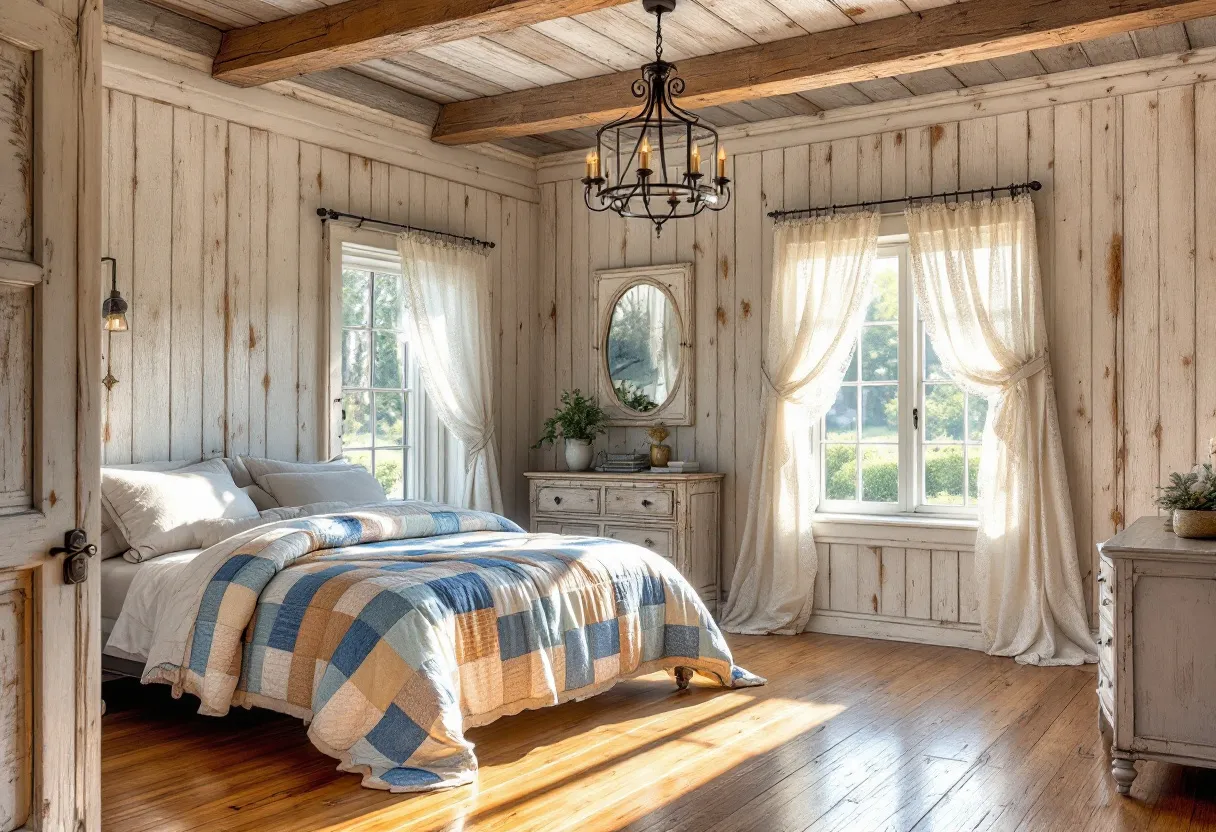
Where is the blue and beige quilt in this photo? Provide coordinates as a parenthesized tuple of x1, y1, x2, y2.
(143, 502, 763, 791)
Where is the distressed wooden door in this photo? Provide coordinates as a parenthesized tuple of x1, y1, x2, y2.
(0, 0, 102, 829)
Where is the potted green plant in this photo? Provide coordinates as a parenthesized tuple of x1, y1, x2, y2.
(1155, 463, 1216, 538)
(534, 389, 608, 472)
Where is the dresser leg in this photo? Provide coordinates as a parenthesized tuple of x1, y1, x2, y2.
(1111, 757, 1137, 795)
(674, 666, 694, 690)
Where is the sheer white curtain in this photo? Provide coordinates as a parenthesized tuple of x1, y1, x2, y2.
(721, 212, 879, 635)
(396, 231, 503, 513)
(906, 196, 1095, 666)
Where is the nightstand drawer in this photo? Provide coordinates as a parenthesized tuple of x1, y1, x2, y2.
(605, 487, 674, 518)
(604, 525, 673, 559)
(536, 485, 600, 515)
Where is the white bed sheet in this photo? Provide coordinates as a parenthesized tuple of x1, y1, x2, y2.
(103, 548, 203, 661)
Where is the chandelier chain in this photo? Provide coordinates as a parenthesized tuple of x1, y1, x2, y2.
(655, 11, 663, 63)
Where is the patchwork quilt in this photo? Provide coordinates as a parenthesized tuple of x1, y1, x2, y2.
(143, 502, 763, 791)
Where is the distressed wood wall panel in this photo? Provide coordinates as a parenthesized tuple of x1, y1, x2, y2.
(540, 83, 1216, 629)
(0, 287, 33, 513)
(102, 90, 538, 524)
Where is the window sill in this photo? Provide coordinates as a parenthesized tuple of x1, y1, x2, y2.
(812, 512, 978, 549)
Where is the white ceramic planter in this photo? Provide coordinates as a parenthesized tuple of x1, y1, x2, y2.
(564, 439, 594, 472)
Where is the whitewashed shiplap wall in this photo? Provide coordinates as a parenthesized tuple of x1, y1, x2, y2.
(539, 81, 1216, 632)
(101, 89, 539, 523)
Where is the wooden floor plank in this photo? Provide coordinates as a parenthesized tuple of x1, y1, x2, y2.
(100, 635, 1215, 832)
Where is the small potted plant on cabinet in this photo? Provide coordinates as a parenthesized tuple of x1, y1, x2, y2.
(534, 389, 608, 472)
(1155, 463, 1216, 538)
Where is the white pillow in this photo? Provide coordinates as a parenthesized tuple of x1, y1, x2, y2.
(239, 456, 362, 483)
(101, 458, 259, 563)
(256, 470, 385, 507)
(241, 484, 279, 510)
(100, 460, 197, 559)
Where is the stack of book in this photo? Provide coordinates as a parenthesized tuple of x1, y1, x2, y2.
(595, 452, 650, 473)
(650, 461, 701, 474)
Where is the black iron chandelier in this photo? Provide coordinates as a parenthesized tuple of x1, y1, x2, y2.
(582, 0, 730, 237)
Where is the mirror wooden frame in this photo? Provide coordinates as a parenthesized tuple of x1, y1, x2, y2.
(592, 262, 695, 426)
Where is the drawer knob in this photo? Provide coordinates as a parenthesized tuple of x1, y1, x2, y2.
(641, 499, 653, 507)
(1102, 598, 1111, 607)
(1097, 575, 1106, 584)
(553, 496, 562, 505)
(644, 538, 655, 547)
(1103, 637, 1112, 647)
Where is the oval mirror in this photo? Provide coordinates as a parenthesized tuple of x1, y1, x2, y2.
(605, 282, 681, 413)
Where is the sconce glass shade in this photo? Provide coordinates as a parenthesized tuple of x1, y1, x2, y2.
(102, 291, 128, 332)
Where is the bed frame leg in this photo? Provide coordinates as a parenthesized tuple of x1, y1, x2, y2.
(675, 666, 694, 690)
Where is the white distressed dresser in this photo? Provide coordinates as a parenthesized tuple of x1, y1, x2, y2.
(1097, 516, 1216, 794)
(524, 472, 723, 614)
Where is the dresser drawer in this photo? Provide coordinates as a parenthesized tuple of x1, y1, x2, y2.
(604, 525, 673, 559)
(1098, 555, 1114, 608)
(536, 485, 600, 515)
(604, 487, 674, 518)
(1098, 664, 1115, 716)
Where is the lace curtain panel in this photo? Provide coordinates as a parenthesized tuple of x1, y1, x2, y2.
(906, 196, 1095, 666)
(396, 231, 503, 513)
(720, 212, 880, 635)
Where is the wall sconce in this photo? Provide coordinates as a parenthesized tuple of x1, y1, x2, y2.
(101, 256, 128, 332)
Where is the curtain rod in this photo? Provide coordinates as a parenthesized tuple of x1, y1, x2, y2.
(767, 180, 1042, 221)
(316, 208, 496, 249)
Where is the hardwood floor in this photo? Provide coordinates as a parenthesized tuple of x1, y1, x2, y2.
(101, 634, 1216, 831)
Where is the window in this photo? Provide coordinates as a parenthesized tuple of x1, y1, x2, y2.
(337, 242, 422, 499)
(820, 241, 987, 516)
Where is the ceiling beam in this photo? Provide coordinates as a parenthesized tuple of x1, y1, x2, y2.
(431, 0, 1216, 144)
(213, 0, 636, 87)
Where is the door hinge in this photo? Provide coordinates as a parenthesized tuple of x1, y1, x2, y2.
(51, 528, 97, 585)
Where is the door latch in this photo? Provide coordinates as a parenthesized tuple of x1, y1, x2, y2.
(912, 407, 919, 430)
(52, 529, 97, 585)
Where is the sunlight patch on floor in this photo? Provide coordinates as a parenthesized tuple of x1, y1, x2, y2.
(314, 680, 846, 832)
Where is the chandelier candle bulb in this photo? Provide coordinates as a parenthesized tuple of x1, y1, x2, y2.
(690, 143, 701, 173)
(717, 146, 726, 180)
(586, 151, 600, 180)
(640, 136, 651, 172)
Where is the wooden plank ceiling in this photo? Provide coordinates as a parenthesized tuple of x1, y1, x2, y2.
(124, 0, 1216, 156)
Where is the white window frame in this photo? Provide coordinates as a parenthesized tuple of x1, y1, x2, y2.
(324, 223, 429, 500)
(817, 226, 981, 520)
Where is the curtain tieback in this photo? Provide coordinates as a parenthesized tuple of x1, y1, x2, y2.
(468, 425, 496, 457)
(1001, 353, 1048, 392)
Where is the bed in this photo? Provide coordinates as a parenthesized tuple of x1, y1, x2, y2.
(101, 468, 761, 793)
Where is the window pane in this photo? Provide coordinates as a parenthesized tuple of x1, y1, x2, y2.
(824, 444, 857, 501)
(342, 269, 370, 327)
(843, 347, 858, 382)
(374, 391, 405, 446)
(862, 385, 898, 440)
(967, 394, 988, 441)
(861, 445, 898, 503)
(342, 329, 371, 387)
(924, 445, 964, 505)
(342, 391, 371, 447)
(373, 272, 403, 329)
(825, 386, 858, 441)
(374, 448, 405, 499)
(924, 383, 964, 441)
(924, 335, 948, 381)
(372, 331, 404, 389)
(968, 446, 981, 503)
(860, 324, 898, 381)
(866, 257, 899, 322)
(343, 448, 372, 473)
